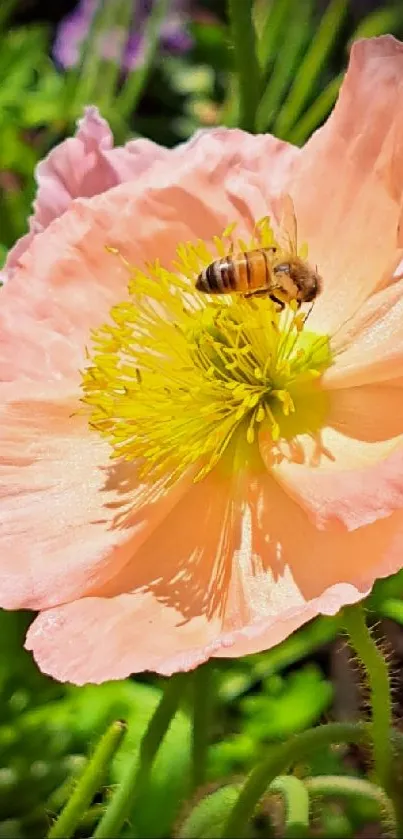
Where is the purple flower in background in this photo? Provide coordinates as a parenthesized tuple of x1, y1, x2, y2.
(53, 0, 192, 71)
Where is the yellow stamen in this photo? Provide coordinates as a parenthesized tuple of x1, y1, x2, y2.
(81, 220, 332, 484)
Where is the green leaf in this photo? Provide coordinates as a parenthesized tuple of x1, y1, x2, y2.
(218, 616, 339, 703)
(350, 5, 403, 41)
(227, 0, 261, 132)
(0, 26, 51, 110)
(0, 244, 8, 269)
(376, 597, 403, 625)
(256, 0, 294, 72)
(274, 0, 348, 138)
(286, 73, 342, 145)
(370, 568, 403, 609)
(256, 0, 314, 133)
(21, 71, 66, 128)
(241, 664, 333, 741)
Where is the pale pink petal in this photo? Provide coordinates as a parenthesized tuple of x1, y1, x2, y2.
(2, 107, 169, 280)
(291, 36, 403, 335)
(325, 278, 403, 388)
(25, 464, 242, 682)
(176, 127, 299, 192)
(3, 119, 297, 285)
(214, 584, 364, 660)
(262, 385, 403, 531)
(0, 398, 195, 611)
(26, 462, 403, 682)
(24, 583, 361, 683)
(26, 594, 222, 684)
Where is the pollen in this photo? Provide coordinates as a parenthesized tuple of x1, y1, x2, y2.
(81, 219, 332, 484)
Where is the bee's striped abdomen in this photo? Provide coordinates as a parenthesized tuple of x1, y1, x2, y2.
(196, 257, 237, 294)
(196, 248, 272, 295)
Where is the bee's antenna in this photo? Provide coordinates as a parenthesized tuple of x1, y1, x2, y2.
(303, 301, 315, 327)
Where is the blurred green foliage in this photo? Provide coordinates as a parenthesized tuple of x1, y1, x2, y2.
(2, 1, 403, 836)
(1, 565, 403, 836)
(1, 0, 403, 248)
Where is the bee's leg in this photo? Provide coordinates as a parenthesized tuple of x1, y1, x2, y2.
(243, 289, 270, 299)
(269, 294, 285, 311)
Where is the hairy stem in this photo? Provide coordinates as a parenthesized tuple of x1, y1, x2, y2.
(94, 674, 185, 837)
(48, 721, 126, 839)
(270, 776, 310, 837)
(192, 663, 214, 790)
(306, 775, 396, 837)
(221, 721, 403, 838)
(342, 604, 393, 795)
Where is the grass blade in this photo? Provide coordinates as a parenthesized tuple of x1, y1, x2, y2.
(257, 0, 313, 133)
(256, 0, 294, 72)
(116, 0, 170, 118)
(227, 0, 260, 132)
(286, 73, 342, 145)
(274, 0, 348, 138)
(350, 5, 403, 41)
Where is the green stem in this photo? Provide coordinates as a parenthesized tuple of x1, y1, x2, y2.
(342, 604, 393, 795)
(221, 722, 403, 839)
(117, 0, 169, 117)
(68, 0, 111, 112)
(45, 757, 87, 814)
(96, 0, 134, 110)
(192, 664, 214, 790)
(305, 776, 397, 837)
(93, 674, 185, 838)
(227, 0, 260, 132)
(47, 720, 126, 839)
(270, 776, 310, 838)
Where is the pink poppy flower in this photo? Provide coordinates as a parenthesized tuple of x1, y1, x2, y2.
(2, 36, 403, 685)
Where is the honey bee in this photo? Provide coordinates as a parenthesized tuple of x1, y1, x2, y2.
(196, 204, 321, 309)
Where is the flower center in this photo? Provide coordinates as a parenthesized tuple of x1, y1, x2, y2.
(81, 218, 332, 484)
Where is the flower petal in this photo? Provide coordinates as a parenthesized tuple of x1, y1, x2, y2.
(25, 459, 403, 682)
(292, 36, 403, 335)
(25, 464, 239, 683)
(177, 127, 298, 190)
(2, 107, 169, 281)
(0, 398, 195, 611)
(263, 385, 403, 531)
(214, 584, 364, 660)
(26, 594, 222, 684)
(325, 279, 403, 388)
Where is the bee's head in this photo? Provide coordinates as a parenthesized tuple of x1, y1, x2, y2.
(298, 267, 322, 302)
(300, 269, 322, 303)
(274, 260, 322, 303)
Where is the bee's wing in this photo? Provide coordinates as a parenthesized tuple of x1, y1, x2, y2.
(277, 195, 298, 255)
